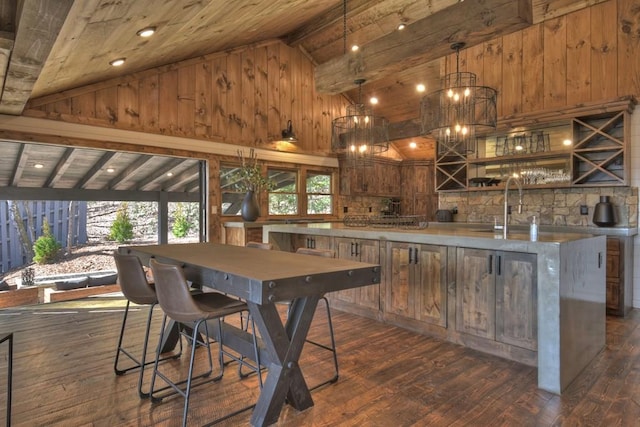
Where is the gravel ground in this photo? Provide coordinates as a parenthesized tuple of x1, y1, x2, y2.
(3, 242, 119, 286)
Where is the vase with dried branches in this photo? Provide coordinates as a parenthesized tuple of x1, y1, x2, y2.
(235, 149, 275, 221)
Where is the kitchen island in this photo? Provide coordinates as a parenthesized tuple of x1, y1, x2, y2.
(263, 222, 607, 395)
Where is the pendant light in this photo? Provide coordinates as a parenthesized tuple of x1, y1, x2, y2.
(420, 42, 497, 156)
(330, 0, 389, 167)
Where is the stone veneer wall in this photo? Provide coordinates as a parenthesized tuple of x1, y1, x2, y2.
(337, 195, 390, 218)
(438, 186, 638, 228)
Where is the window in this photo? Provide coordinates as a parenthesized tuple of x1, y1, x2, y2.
(268, 169, 298, 215)
(220, 164, 244, 216)
(306, 172, 332, 215)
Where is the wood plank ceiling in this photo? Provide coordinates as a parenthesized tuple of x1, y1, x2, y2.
(0, 0, 607, 194)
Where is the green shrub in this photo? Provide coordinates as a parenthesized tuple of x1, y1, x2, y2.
(172, 203, 192, 238)
(33, 219, 61, 264)
(109, 203, 134, 243)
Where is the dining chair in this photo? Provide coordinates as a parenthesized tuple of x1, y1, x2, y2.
(113, 252, 181, 398)
(245, 241, 273, 250)
(148, 258, 262, 427)
(294, 247, 340, 389)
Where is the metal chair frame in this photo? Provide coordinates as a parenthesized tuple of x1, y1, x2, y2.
(148, 259, 262, 427)
(293, 247, 340, 389)
(113, 253, 181, 398)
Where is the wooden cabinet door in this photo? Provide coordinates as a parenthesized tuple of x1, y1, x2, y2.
(495, 252, 537, 350)
(605, 237, 623, 315)
(356, 238, 380, 310)
(385, 241, 415, 318)
(334, 237, 358, 304)
(455, 247, 496, 339)
(291, 234, 332, 251)
(415, 244, 447, 327)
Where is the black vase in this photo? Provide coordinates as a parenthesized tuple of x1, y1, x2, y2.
(241, 190, 260, 222)
(593, 195, 615, 227)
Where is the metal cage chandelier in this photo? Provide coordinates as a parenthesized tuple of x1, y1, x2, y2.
(421, 42, 497, 155)
(331, 78, 389, 167)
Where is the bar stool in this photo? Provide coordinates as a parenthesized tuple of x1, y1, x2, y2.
(295, 247, 340, 389)
(113, 252, 180, 398)
(148, 258, 261, 427)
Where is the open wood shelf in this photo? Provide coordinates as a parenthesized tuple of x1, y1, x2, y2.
(434, 98, 635, 192)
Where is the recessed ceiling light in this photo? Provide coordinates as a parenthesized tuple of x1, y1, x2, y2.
(136, 26, 156, 37)
(409, 141, 417, 149)
(397, 23, 406, 31)
(109, 58, 126, 67)
(34, 163, 44, 169)
(166, 172, 173, 177)
(106, 167, 115, 173)
(563, 139, 572, 146)
(416, 83, 426, 92)
(351, 45, 359, 52)
(370, 97, 378, 105)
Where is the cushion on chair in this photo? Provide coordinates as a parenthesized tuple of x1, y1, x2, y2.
(0, 280, 10, 291)
(55, 276, 89, 291)
(88, 273, 118, 287)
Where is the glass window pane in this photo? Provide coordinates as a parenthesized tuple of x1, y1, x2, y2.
(306, 173, 331, 194)
(268, 169, 297, 193)
(307, 195, 332, 214)
(269, 193, 298, 215)
(220, 165, 244, 192)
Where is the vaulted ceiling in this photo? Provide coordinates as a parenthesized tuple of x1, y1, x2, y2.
(0, 0, 606, 174)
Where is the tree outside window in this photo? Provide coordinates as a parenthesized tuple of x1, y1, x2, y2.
(306, 173, 332, 215)
(268, 169, 298, 215)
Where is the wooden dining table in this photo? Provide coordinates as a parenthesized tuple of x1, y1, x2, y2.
(119, 242, 380, 426)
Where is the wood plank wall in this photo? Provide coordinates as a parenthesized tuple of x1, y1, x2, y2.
(446, 0, 640, 119)
(24, 40, 349, 155)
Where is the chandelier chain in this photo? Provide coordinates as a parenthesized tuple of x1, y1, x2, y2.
(342, 0, 347, 55)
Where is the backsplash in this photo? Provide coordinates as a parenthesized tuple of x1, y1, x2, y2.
(439, 186, 638, 228)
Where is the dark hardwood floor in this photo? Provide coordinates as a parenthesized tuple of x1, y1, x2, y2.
(0, 294, 639, 426)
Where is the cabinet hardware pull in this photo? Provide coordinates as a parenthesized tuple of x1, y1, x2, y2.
(355, 242, 360, 257)
(311, 238, 316, 249)
(414, 247, 418, 265)
(497, 255, 502, 276)
(598, 252, 602, 268)
(488, 254, 493, 274)
(409, 247, 413, 264)
(351, 242, 355, 256)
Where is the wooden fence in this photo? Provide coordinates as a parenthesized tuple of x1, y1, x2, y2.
(0, 201, 87, 273)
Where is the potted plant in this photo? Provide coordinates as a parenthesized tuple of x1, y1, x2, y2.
(235, 149, 275, 221)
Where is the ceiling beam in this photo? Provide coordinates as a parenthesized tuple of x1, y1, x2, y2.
(10, 143, 29, 186)
(45, 147, 76, 188)
(108, 154, 155, 190)
(163, 169, 200, 192)
(0, 186, 199, 203)
(75, 151, 118, 190)
(0, 0, 73, 114)
(137, 158, 186, 191)
(315, 0, 533, 94)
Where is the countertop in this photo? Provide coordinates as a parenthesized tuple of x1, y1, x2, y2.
(263, 221, 611, 253)
(228, 219, 637, 237)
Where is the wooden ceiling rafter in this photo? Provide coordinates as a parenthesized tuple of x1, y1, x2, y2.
(315, 0, 533, 94)
(137, 158, 186, 191)
(0, 0, 73, 114)
(44, 147, 77, 188)
(108, 154, 156, 190)
(75, 151, 119, 190)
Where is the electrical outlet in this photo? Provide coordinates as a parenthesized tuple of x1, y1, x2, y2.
(452, 206, 458, 214)
(343, 206, 348, 213)
(507, 205, 512, 215)
(368, 206, 372, 213)
(580, 205, 588, 215)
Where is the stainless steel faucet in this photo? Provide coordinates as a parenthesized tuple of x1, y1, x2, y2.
(503, 176, 523, 238)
